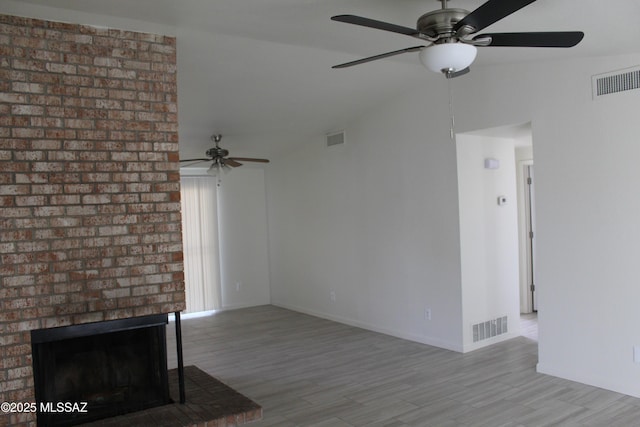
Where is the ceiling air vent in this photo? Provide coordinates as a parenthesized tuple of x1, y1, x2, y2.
(326, 131, 345, 147)
(592, 66, 640, 99)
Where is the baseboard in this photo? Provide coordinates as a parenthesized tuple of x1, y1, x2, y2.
(272, 302, 463, 352)
(536, 362, 640, 399)
(461, 331, 520, 353)
(168, 303, 268, 322)
(220, 302, 269, 311)
(169, 310, 217, 321)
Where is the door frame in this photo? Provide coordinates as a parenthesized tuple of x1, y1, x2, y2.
(517, 160, 535, 313)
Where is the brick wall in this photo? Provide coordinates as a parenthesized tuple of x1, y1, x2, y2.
(0, 14, 185, 425)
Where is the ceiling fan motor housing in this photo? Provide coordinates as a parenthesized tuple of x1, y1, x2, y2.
(416, 8, 469, 41)
(205, 147, 229, 158)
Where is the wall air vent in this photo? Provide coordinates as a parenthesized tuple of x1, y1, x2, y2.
(592, 66, 640, 99)
(326, 131, 345, 147)
(472, 316, 508, 343)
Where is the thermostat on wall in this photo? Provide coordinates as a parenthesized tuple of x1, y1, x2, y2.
(484, 158, 500, 169)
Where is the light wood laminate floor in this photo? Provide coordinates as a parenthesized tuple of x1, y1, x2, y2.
(166, 306, 640, 426)
(520, 313, 538, 341)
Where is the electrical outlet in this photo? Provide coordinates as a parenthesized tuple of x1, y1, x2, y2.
(424, 308, 432, 321)
(330, 290, 336, 302)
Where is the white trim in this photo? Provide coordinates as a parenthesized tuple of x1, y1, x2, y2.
(273, 302, 463, 353)
(462, 332, 520, 353)
(517, 159, 534, 313)
(168, 310, 217, 321)
(537, 363, 640, 399)
(179, 167, 210, 176)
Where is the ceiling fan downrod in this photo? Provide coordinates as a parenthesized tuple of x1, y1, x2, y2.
(206, 134, 228, 159)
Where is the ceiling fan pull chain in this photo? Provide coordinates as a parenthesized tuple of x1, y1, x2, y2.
(447, 76, 455, 140)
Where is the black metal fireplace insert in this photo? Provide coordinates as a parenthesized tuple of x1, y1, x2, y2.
(31, 314, 171, 427)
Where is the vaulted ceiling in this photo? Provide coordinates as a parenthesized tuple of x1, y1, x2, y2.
(7, 0, 640, 159)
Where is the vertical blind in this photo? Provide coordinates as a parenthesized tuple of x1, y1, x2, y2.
(180, 176, 221, 313)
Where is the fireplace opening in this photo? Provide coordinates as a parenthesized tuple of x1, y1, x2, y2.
(31, 314, 171, 427)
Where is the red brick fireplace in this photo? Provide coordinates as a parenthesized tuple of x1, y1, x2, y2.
(0, 14, 185, 426)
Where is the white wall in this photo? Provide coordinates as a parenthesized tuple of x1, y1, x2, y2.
(454, 53, 640, 397)
(267, 78, 466, 351)
(268, 51, 640, 397)
(456, 134, 520, 352)
(535, 86, 640, 397)
(218, 166, 271, 310)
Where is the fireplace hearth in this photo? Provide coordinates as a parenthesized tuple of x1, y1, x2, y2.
(31, 315, 171, 427)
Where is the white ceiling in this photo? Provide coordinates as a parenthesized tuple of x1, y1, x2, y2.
(7, 0, 640, 159)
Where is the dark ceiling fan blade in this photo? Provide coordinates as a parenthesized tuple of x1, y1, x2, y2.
(332, 15, 419, 37)
(474, 31, 584, 47)
(333, 46, 425, 69)
(228, 157, 270, 163)
(453, 0, 538, 35)
(224, 158, 243, 167)
(180, 158, 211, 163)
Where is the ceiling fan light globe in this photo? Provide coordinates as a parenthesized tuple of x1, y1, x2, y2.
(419, 43, 477, 73)
(207, 163, 219, 177)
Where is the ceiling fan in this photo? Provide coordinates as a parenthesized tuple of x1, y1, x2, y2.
(331, 0, 584, 78)
(180, 134, 269, 176)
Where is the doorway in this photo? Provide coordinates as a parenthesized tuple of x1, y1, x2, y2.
(524, 164, 537, 312)
(457, 122, 535, 349)
(517, 157, 536, 314)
